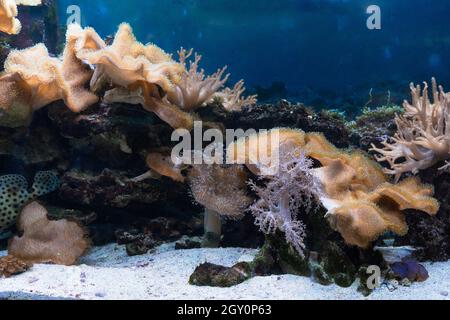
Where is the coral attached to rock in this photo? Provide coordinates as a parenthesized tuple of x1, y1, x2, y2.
(189, 164, 253, 247)
(0, 26, 99, 127)
(229, 128, 439, 249)
(0, 0, 41, 35)
(371, 79, 450, 181)
(248, 149, 321, 257)
(0, 171, 59, 231)
(8, 201, 90, 265)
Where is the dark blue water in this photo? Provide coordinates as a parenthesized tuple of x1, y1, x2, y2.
(57, 0, 450, 100)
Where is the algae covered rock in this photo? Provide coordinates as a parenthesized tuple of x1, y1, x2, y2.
(189, 262, 252, 287)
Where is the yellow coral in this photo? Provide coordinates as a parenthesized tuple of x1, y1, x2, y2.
(74, 23, 196, 129)
(0, 27, 99, 127)
(0, 0, 41, 35)
(226, 128, 306, 175)
(231, 128, 440, 248)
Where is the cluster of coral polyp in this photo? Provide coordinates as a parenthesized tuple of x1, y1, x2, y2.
(371, 78, 450, 181)
(228, 128, 439, 250)
(0, 22, 256, 128)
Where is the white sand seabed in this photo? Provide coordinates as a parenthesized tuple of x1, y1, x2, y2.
(0, 241, 449, 300)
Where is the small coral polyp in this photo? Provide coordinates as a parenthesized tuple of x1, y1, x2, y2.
(371, 78, 450, 181)
(230, 128, 440, 249)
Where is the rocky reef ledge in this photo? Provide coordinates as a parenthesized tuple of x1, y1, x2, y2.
(0, 240, 449, 300)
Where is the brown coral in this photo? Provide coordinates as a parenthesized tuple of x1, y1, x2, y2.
(0, 255, 31, 278)
(0, 0, 41, 35)
(371, 78, 450, 181)
(229, 128, 439, 248)
(8, 201, 90, 266)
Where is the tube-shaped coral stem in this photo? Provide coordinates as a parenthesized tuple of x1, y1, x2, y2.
(202, 209, 222, 248)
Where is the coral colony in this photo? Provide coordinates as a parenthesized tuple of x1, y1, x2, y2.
(0, 4, 448, 297)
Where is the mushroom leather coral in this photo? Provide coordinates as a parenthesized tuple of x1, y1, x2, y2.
(371, 78, 450, 181)
(0, 27, 99, 126)
(75, 23, 195, 130)
(8, 202, 90, 266)
(75, 23, 181, 93)
(228, 128, 439, 248)
(0, 0, 41, 35)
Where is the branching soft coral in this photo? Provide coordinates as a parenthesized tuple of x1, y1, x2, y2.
(214, 80, 257, 112)
(0, 0, 41, 35)
(248, 149, 322, 257)
(229, 128, 440, 249)
(166, 48, 230, 112)
(371, 78, 450, 181)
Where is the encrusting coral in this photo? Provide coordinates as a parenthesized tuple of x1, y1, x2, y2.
(371, 78, 450, 181)
(0, 0, 41, 35)
(0, 171, 59, 231)
(228, 128, 440, 248)
(0, 25, 99, 127)
(8, 201, 90, 265)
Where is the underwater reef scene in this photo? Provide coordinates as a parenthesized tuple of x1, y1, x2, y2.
(0, 0, 450, 301)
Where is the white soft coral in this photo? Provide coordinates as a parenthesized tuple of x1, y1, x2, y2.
(248, 149, 322, 258)
(371, 78, 450, 181)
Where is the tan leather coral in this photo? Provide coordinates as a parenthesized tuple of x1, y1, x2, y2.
(226, 128, 307, 175)
(229, 128, 439, 248)
(0, 72, 32, 127)
(165, 48, 230, 112)
(0, 0, 41, 35)
(0, 26, 99, 126)
(75, 23, 195, 129)
(8, 201, 90, 266)
(75, 23, 181, 93)
(371, 78, 450, 181)
(132, 149, 186, 183)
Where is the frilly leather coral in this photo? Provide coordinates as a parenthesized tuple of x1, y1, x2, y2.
(0, 26, 99, 127)
(74, 23, 195, 130)
(228, 128, 440, 248)
(371, 78, 450, 181)
(0, 0, 41, 35)
(8, 201, 90, 266)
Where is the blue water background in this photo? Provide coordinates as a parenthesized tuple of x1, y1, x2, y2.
(57, 0, 450, 103)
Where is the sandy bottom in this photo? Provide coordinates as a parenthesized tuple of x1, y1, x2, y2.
(0, 241, 449, 300)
